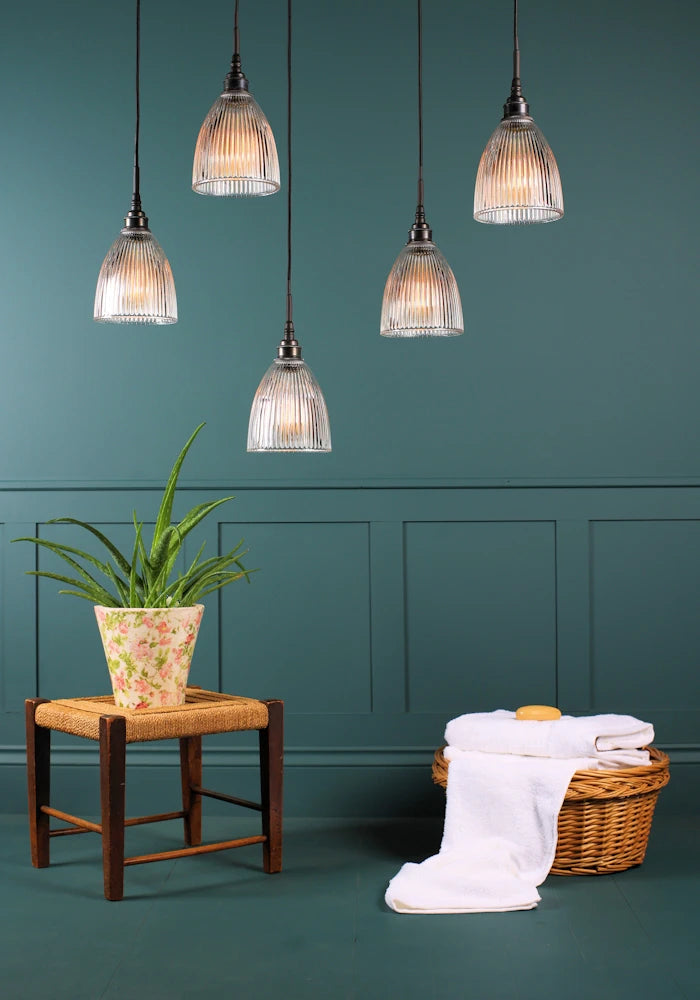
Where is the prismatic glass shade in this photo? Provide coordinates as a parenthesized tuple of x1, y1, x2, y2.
(474, 116, 563, 225)
(94, 228, 177, 324)
(380, 241, 463, 338)
(192, 91, 280, 196)
(247, 358, 331, 452)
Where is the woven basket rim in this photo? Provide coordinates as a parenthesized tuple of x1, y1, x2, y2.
(432, 745, 669, 800)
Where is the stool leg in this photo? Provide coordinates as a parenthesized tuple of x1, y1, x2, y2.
(99, 715, 126, 902)
(259, 699, 283, 874)
(179, 736, 202, 847)
(25, 699, 51, 868)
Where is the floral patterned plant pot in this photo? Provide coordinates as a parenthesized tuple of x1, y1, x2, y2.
(94, 605, 204, 709)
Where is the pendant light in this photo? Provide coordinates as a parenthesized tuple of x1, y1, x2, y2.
(247, 0, 331, 453)
(94, 0, 177, 324)
(380, 0, 463, 339)
(474, 0, 563, 225)
(192, 0, 280, 197)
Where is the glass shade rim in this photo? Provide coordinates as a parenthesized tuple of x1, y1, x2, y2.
(246, 444, 332, 453)
(192, 177, 281, 196)
(473, 206, 564, 224)
(380, 326, 464, 338)
(94, 313, 178, 324)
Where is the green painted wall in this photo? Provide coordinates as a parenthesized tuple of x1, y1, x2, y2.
(1, 0, 698, 815)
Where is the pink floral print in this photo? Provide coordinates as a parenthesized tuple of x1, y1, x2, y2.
(95, 605, 204, 710)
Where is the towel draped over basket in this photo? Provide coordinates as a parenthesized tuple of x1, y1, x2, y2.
(385, 710, 669, 914)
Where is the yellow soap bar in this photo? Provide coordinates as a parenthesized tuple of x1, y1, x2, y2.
(515, 705, 562, 721)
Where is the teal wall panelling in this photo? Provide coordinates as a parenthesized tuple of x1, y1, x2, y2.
(553, 521, 592, 712)
(1, 523, 37, 716)
(219, 520, 373, 713)
(590, 521, 700, 717)
(1, 487, 699, 815)
(368, 521, 408, 714)
(1, 0, 699, 814)
(404, 520, 557, 713)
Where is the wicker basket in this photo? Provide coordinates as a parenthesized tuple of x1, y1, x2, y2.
(432, 746, 670, 876)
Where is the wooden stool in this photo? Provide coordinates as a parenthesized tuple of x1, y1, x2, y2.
(25, 688, 283, 901)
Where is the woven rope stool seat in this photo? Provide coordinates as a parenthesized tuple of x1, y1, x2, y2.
(35, 688, 269, 743)
(26, 687, 283, 900)
(432, 746, 669, 876)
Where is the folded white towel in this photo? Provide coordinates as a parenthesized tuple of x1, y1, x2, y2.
(444, 710, 654, 759)
(385, 751, 585, 914)
(443, 745, 651, 769)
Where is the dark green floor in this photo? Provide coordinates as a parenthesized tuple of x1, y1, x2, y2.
(1, 812, 698, 1000)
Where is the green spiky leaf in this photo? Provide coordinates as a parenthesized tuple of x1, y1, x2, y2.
(27, 571, 118, 607)
(150, 423, 205, 561)
(129, 522, 143, 607)
(21, 541, 120, 606)
(46, 519, 133, 578)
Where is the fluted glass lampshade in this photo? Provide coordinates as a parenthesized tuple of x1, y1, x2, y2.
(380, 241, 463, 338)
(94, 228, 177, 324)
(474, 116, 563, 225)
(192, 91, 280, 197)
(247, 358, 331, 452)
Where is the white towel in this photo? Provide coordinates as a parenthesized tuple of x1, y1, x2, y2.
(385, 710, 655, 915)
(444, 710, 654, 760)
(385, 751, 585, 914)
(443, 745, 650, 769)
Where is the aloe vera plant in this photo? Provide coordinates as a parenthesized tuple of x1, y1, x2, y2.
(12, 423, 254, 608)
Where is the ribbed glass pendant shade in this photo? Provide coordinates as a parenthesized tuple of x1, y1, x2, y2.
(247, 358, 331, 452)
(94, 228, 177, 324)
(192, 91, 280, 197)
(380, 241, 463, 338)
(474, 116, 563, 225)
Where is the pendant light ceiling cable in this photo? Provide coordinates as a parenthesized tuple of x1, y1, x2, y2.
(415, 0, 428, 238)
(192, 0, 280, 196)
(94, 0, 177, 324)
(473, 0, 564, 225)
(132, 0, 142, 223)
(379, 0, 464, 338)
(246, 0, 331, 453)
(285, 0, 294, 345)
